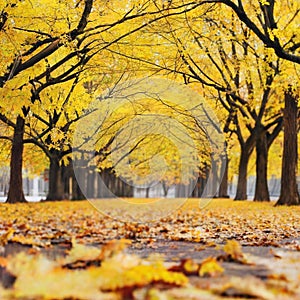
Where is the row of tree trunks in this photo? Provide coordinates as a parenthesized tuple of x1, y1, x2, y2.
(234, 90, 299, 205)
(188, 156, 229, 199)
(6, 131, 134, 202)
(98, 168, 134, 198)
(52, 164, 134, 200)
(235, 127, 284, 202)
(5, 91, 299, 204)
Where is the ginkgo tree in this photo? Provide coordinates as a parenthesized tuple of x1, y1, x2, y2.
(107, 0, 300, 205)
(206, 0, 300, 205)
(209, 0, 300, 64)
(107, 3, 283, 201)
(0, 0, 209, 203)
(25, 70, 137, 200)
(99, 99, 209, 188)
(0, 0, 94, 203)
(174, 16, 284, 202)
(72, 77, 220, 200)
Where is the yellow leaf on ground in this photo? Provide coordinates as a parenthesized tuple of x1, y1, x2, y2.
(223, 240, 244, 260)
(63, 238, 102, 264)
(199, 257, 224, 277)
(0, 229, 14, 246)
(99, 239, 132, 260)
(0, 256, 7, 267)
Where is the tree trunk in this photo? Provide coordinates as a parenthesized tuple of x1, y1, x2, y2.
(46, 155, 64, 200)
(123, 180, 134, 197)
(254, 131, 270, 201)
(145, 187, 150, 198)
(162, 182, 169, 197)
(218, 153, 229, 198)
(72, 175, 86, 200)
(276, 90, 300, 205)
(235, 147, 251, 200)
(211, 159, 219, 197)
(61, 163, 72, 199)
(74, 156, 88, 199)
(97, 171, 106, 198)
(87, 167, 96, 198)
(6, 115, 27, 203)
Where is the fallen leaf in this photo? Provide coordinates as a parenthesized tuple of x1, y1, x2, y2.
(199, 257, 224, 277)
(219, 240, 253, 264)
(0, 229, 14, 247)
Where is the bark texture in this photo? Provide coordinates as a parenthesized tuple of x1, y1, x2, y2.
(234, 146, 253, 200)
(276, 90, 300, 206)
(254, 131, 270, 201)
(218, 153, 229, 198)
(46, 155, 64, 200)
(6, 115, 27, 203)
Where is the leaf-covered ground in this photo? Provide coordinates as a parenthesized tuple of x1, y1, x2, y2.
(0, 198, 299, 299)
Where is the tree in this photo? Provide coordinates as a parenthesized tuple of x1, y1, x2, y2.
(210, 0, 300, 205)
(7, 114, 27, 202)
(124, 2, 299, 204)
(1, 0, 207, 202)
(210, 1, 300, 64)
(0, 0, 94, 202)
(117, 6, 284, 200)
(73, 83, 213, 197)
